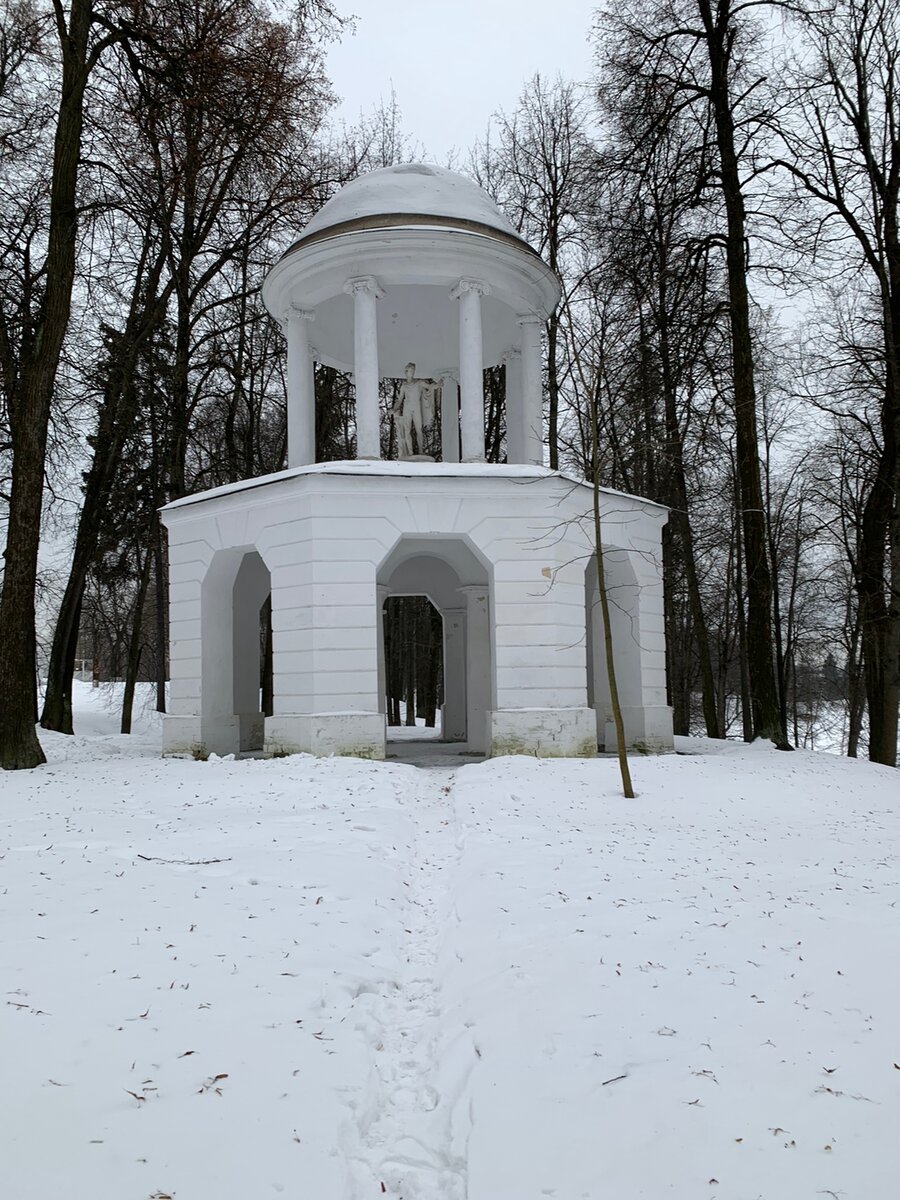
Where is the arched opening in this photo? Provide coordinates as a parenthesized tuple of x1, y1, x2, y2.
(200, 548, 271, 756)
(586, 549, 641, 751)
(377, 536, 492, 754)
(383, 595, 444, 737)
(232, 551, 272, 753)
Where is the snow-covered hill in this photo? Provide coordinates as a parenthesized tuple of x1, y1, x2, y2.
(2, 685, 898, 1199)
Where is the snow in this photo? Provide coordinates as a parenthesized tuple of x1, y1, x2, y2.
(162, 458, 666, 515)
(297, 164, 522, 243)
(3, 684, 899, 1198)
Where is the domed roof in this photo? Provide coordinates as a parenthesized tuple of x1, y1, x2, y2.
(294, 163, 526, 249)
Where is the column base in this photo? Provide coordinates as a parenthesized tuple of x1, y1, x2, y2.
(601, 705, 674, 753)
(265, 712, 386, 759)
(162, 714, 240, 758)
(488, 707, 597, 758)
(237, 711, 266, 753)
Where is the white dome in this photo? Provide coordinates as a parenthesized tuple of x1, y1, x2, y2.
(296, 163, 524, 246)
(263, 161, 561, 377)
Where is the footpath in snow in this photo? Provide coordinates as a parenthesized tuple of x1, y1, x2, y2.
(2, 684, 899, 1199)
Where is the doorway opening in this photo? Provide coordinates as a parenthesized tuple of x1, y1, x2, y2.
(199, 547, 271, 756)
(383, 595, 443, 739)
(377, 536, 492, 753)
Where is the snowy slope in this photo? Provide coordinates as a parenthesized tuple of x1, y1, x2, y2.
(2, 686, 898, 1199)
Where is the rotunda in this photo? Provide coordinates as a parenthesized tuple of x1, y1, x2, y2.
(160, 164, 674, 760)
(262, 163, 559, 468)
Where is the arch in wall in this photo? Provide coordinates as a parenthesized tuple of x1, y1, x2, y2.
(585, 548, 642, 750)
(200, 547, 272, 756)
(376, 536, 492, 753)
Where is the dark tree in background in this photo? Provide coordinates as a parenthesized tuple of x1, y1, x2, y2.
(774, 0, 900, 766)
(37, 0, 341, 736)
(0, 0, 121, 768)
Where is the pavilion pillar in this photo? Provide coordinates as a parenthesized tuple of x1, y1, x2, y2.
(460, 584, 491, 753)
(442, 605, 467, 741)
(451, 278, 490, 462)
(439, 372, 460, 463)
(344, 275, 384, 459)
(503, 347, 523, 464)
(284, 307, 316, 468)
(376, 584, 389, 716)
(519, 314, 544, 466)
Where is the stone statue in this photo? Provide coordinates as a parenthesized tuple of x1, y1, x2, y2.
(392, 362, 439, 458)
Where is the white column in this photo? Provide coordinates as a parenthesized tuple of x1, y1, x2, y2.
(519, 313, 544, 466)
(284, 307, 315, 468)
(441, 606, 466, 741)
(460, 584, 491, 753)
(503, 347, 523, 464)
(451, 278, 490, 462)
(344, 276, 384, 459)
(439, 372, 460, 464)
(376, 584, 389, 716)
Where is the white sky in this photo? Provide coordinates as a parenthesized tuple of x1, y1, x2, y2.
(326, 0, 597, 161)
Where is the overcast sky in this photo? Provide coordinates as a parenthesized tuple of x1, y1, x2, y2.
(326, 1, 596, 162)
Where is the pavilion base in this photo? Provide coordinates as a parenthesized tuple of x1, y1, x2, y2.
(264, 712, 386, 760)
(601, 705, 674, 753)
(487, 707, 598, 758)
(162, 714, 238, 759)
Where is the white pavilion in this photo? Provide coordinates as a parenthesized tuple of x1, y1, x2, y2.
(160, 164, 673, 759)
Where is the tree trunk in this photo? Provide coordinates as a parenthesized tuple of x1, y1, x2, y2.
(153, 515, 167, 712)
(261, 595, 274, 717)
(40, 247, 169, 734)
(404, 602, 417, 725)
(856, 325, 899, 765)
(698, 0, 787, 747)
(0, 0, 94, 770)
(547, 312, 559, 470)
(121, 551, 153, 734)
(590, 371, 634, 798)
(846, 608, 865, 758)
(732, 502, 754, 743)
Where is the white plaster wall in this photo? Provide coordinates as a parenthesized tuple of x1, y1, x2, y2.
(161, 465, 671, 756)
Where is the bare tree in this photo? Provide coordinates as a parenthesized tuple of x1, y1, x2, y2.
(0, 0, 131, 769)
(473, 74, 597, 468)
(773, 0, 900, 765)
(39, 0, 340, 735)
(595, 0, 788, 746)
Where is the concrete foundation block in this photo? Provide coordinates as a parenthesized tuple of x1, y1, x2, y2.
(265, 712, 386, 759)
(237, 711, 266, 753)
(488, 707, 597, 758)
(162, 715, 204, 757)
(162, 714, 242, 758)
(602, 705, 674, 753)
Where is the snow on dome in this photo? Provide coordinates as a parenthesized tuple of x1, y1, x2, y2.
(296, 163, 523, 245)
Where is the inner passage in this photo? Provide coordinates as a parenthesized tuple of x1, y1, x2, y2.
(384, 596, 443, 738)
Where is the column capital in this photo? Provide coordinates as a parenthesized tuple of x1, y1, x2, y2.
(517, 312, 544, 328)
(437, 368, 459, 382)
(450, 278, 491, 300)
(282, 305, 315, 327)
(344, 275, 385, 299)
(502, 345, 522, 363)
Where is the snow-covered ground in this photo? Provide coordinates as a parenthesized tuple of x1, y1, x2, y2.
(2, 684, 898, 1199)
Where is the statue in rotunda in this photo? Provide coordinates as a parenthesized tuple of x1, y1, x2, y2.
(392, 362, 440, 458)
